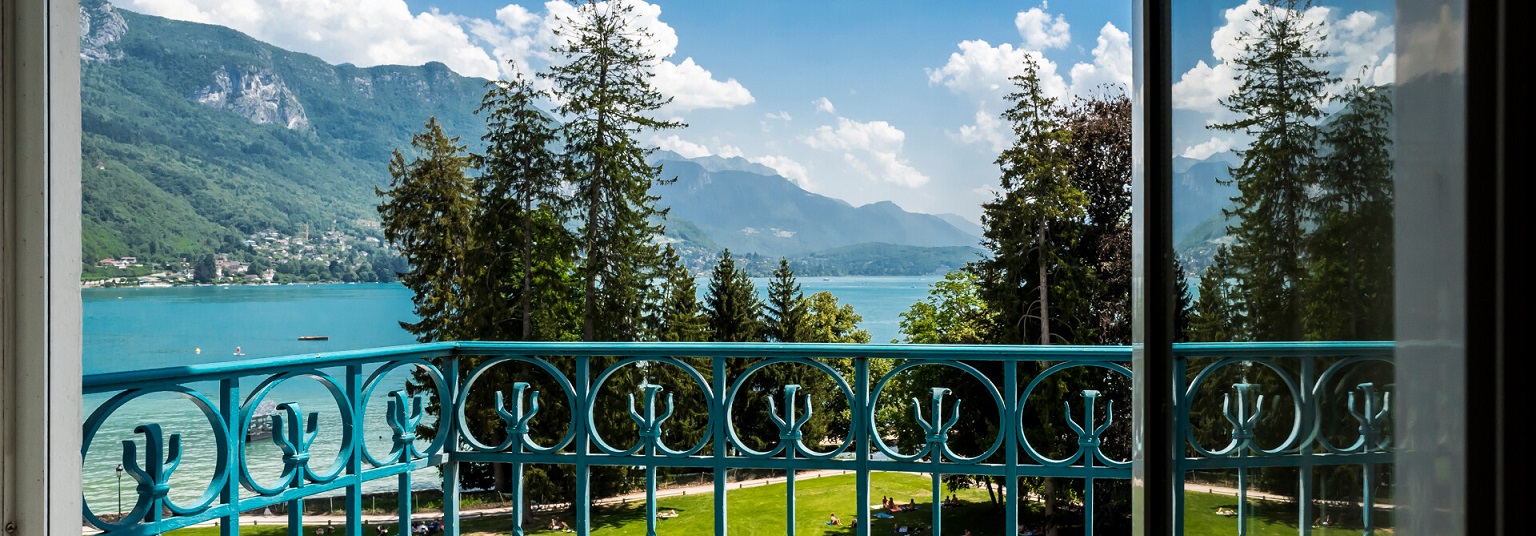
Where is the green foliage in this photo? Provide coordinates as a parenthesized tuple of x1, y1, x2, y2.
(704, 250, 763, 343)
(648, 244, 708, 342)
(1209, 0, 1339, 342)
(376, 117, 477, 342)
(763, 258, 809, 342)
(1188, 246, 1245, 342)
(546, 0, 684, 341)
(191, 253, 217, 283)
(802, 292, 871, 344)
(1304, 74, 1394, 341)
(975, 56, 1086, 346)
(1062, 91, 1134, 345)
(898, 270, 995, 345)
(1173, 256, 1195, 341)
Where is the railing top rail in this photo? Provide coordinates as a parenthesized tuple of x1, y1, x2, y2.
(1172, 340, 1393, 357)
(83, 340, 1393, 392)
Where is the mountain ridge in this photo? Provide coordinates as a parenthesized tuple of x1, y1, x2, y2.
(79, 0, 984, 277)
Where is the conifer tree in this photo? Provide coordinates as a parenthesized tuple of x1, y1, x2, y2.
(976, 56, 1086, 347)
(1209, 0, 1337, 341)
(1305, 73, 1393, 341)
(1173, 256, 1195, 342)
(649, 244, 707, 342)
(763, 258, 808, 343)
(545, 0, 684, 342)
(704, 249, 762, 342)
(472, 66, 571, 341)
(1188, 246, 1244, 342)
(376, 117, 477, 342)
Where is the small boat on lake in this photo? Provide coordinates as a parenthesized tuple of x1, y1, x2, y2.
(297, 335, 328, 341)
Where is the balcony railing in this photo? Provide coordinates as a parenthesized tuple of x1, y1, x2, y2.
(82, 341, 1392, 535)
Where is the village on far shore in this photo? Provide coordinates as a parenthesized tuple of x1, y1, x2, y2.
(83, 223, 402, 288)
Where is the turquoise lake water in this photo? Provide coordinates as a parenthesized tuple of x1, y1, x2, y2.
(80, 276, 938, 509)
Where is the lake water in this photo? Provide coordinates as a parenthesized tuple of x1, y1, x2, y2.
(80, 276, 938, 509)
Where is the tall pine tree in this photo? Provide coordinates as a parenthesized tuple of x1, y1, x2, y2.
(376, 117, 477, 342)
(648, 244, 707, 342)
(1305, 73, 1393, 341)
(976, 56, 1086, 347)
(704, 249, 762, 343)
(546, 0, 684, 342)
(763, 258, 808, 343)
(1209, 0, 1337, 341)
(472, 66, 572, 341)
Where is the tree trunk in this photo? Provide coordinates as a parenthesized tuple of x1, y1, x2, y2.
(1044, 476, 1058, 536)
(1037, 218, 1060, 536)
(522, 196, 533, 340)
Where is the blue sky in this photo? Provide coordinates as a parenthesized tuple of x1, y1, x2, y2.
(117, 0, 1394, 222)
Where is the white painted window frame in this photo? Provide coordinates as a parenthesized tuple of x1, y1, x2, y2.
(1, 0, 83, 534)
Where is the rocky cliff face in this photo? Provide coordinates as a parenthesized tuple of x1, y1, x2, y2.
(79, 1, 127, 62)
(194, 66, 311, 130)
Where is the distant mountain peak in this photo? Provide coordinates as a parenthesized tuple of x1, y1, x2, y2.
(649, 150, 779, 177)
(80, 0, 128, 62)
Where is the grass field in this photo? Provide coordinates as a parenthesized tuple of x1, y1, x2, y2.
(166, 473, 1389, 535)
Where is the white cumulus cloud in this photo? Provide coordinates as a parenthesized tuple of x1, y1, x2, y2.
(122, 0, 752, 113)
(1181, 137, 1235, 160)
(1016, 7, 1071, 50)
(654, 57, 754, 111)
(1171, 60, 1237, 116)
(928, 5, 1130, 151)
(1069, 23, 1133, 96)
(806, 117, 928, 188)
(653, 135, 710, 158)
(122, 0, 502, 79)
(814, 97, 837, 114)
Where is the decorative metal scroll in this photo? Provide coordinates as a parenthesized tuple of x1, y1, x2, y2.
(82, 341, 1390, 536)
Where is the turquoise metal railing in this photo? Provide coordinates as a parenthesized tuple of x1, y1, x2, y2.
(1173, 342, 1394, 535)
(81, 341, 1391, 535)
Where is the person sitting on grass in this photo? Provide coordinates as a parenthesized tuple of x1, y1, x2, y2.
(828, 512, 841, 525)
(907, 498, 917, 510)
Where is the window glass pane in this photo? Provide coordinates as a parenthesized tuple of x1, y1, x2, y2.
(1169, 1, 1397, 533)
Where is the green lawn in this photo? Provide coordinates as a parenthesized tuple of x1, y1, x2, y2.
(518, 472, 1007, 536)
(167, 474, 1390, 535)
(1180, 490, 1392, 535)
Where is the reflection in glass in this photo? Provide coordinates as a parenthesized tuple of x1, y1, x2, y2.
(1170, 0, 1396, 533)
